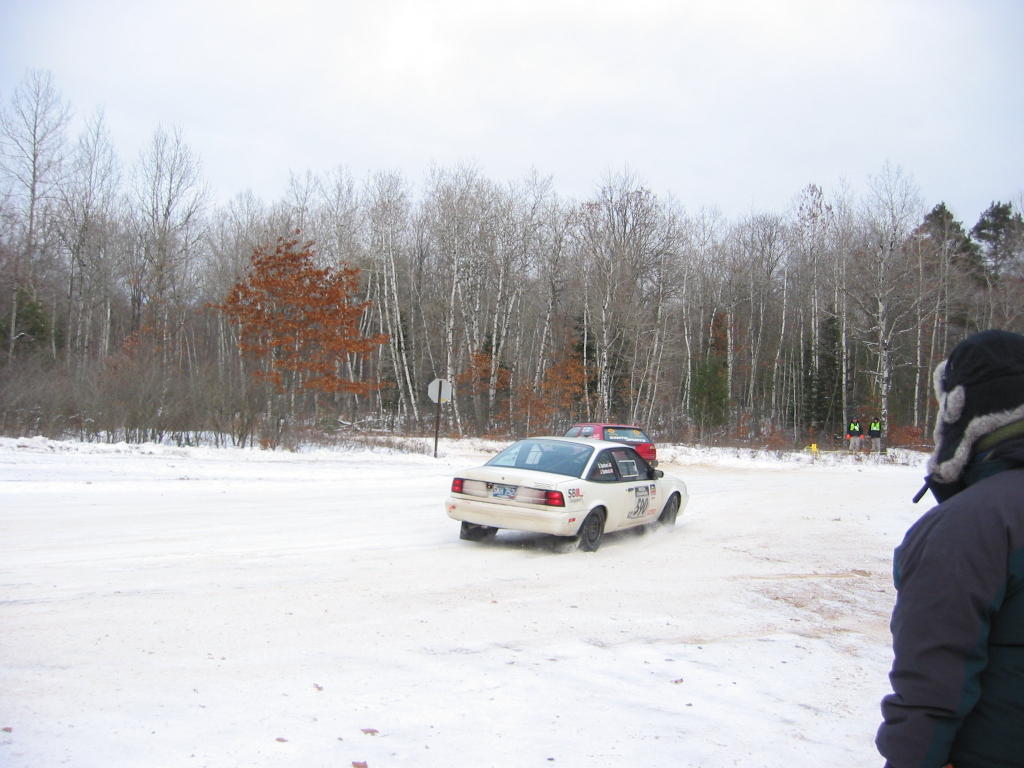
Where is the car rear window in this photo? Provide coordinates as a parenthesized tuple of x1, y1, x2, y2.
(603, 427, 650, 443)
(487, 439, 593, 478)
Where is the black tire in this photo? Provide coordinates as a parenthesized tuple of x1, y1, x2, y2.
(657, 494, 680, 527)
(460, 521, 497, 542)
(577, 509, 606, 552)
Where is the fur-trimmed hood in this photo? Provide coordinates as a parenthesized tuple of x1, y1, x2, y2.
(927, 329, 1024, 488)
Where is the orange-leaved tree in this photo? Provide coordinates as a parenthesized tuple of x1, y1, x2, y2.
(513, 347, 587, 434)
(216, 235, 388, 443)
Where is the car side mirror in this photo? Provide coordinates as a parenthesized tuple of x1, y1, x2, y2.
(651, 469, 664, 479)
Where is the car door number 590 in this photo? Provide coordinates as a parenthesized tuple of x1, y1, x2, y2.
(628, 485, 651, 518)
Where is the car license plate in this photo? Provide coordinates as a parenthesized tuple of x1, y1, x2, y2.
(491, 483, 516, 499)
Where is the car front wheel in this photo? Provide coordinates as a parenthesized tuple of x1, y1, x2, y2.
(577, 509, 606, 552)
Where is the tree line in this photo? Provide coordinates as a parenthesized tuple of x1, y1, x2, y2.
(2, 70, 1022, 449)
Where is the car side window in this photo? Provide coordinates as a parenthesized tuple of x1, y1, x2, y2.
(610, 448, 646, 481)
(587, 450, 619, 482)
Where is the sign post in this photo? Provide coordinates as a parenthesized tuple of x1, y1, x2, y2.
(427, 378, 453, 458)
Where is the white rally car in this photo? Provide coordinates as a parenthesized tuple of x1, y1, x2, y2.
(446, 436, 688, 551)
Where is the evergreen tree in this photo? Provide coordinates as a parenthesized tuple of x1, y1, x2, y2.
(920, 203, 983, 282)
(971, 202, 1024, 278)
(691, 311, 730, 439)
(0, 288, 55, 357)
(804, 311, 842, 435)
(691, 355, 728, 438)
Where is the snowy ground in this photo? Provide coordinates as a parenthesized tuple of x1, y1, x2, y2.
(0, 436, 927, 768)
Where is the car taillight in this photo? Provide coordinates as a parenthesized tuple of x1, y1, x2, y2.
(451, 478, 464, 493)
(544, 490, 565, 507)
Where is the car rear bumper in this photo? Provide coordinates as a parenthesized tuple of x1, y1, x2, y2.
(446, 496, 582, 536)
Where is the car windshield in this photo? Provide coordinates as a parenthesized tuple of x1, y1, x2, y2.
(486, 439, 594, 478)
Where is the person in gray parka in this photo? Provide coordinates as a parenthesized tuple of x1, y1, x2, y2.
(876, 329, 1024, 768)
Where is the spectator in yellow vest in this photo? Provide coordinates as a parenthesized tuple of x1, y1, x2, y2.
(847, 418, 863, 451)
(870, 418, 883, 451)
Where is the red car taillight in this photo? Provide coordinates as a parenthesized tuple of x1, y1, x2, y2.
(451, 478, 464, 493)
(544, 490, 565, 507)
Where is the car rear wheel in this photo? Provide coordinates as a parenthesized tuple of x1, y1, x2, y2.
(657, 494, 680, 527)
(577, 509, 606, 552)
(460, 521, 497, 542)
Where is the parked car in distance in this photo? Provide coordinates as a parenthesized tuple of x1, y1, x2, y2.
(564, 423, 657, 464)
(446, 436, 687, 552)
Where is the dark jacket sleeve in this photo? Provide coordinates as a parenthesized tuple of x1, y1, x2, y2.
(876, 486, 1009, 768)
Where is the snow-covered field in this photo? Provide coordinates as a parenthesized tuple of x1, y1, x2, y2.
(0, 436, 927, 767)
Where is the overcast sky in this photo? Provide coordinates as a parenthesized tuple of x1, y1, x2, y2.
(2, 0, 1021, 225)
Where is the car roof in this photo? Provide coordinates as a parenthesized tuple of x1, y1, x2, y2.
(529, 435, 640, 451)
(570, 422, 644, 428)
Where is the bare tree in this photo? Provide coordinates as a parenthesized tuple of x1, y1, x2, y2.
(366, 171, 420, 427)
(55, 110, 121, 360)
(0, 70, 71, 361)
(127, 125, 206, 334)
(571, 173, 669, 420)
(852, 164, 923, 429)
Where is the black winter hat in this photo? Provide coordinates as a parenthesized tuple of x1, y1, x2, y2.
(928, 329, 1024, 486)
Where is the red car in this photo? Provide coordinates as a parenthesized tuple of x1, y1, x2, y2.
(564, 423, 657, 464)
